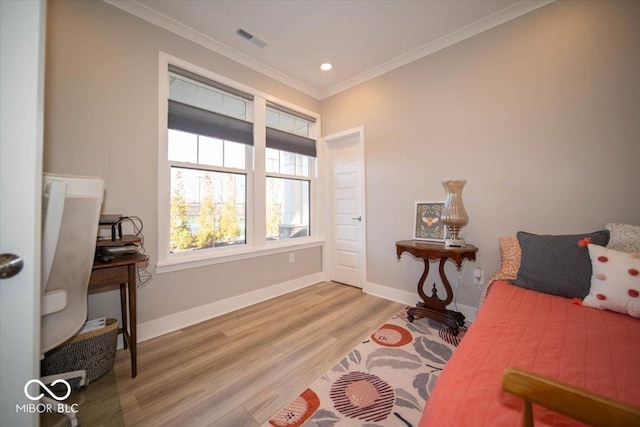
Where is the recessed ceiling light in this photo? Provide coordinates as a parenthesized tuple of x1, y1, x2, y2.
(320, 63, 333, 71)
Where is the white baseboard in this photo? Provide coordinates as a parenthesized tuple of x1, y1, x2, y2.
(364, 281, 477, 322)
(136, 272, 323, 343)
(364, 281, 417, 306)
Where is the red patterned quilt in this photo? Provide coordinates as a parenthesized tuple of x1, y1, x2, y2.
(419, 280, 640, 426)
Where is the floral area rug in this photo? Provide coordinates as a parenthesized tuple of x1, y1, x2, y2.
(265, 308, 467, 427)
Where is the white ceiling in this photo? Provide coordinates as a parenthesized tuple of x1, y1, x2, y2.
(106, 0, 552, 100)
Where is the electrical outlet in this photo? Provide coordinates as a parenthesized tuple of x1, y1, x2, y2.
(289, 252, 295, 263)
(473, 267, 484, 286)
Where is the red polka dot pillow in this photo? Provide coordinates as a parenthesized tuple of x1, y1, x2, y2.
(583, 244, 640, 318)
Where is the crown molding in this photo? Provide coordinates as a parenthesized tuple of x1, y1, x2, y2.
(103, 0, 322, 99)
(104, 0, 553, 101)
(320, 0, 554, 99)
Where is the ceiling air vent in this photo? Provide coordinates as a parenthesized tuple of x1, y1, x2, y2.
(236, 28, 253, 40)
(235, 28, 267, 48)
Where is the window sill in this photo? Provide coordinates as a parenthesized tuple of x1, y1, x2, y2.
(155, 237, 324, 274)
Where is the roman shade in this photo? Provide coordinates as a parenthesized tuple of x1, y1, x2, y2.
(266, 127, 316, 157)
(168, 100, 254, 146)
(265, 101, 317, 157)
(168, 65, 315, 155)
(266, 101, 316, 123)
(169, 64, 253, 101)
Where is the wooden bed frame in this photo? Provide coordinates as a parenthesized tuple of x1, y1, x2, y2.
(418, 280, 640, 426)
(502, 367, 640, 427)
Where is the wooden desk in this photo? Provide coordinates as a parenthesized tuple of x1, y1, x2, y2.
(89, 252, 147, 378)
(396, 240, 478, 335)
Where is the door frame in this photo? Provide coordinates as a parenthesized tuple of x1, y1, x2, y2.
(321, 126, 367, 288)
(0, 0, 45, 425)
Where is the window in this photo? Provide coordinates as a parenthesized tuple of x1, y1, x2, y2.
(265, 175, 310, 240)
(167, 67, 252, 253)
(158, 56, 320, 271)
(265, 106, 316, 241)
(266, 106, 310, 137)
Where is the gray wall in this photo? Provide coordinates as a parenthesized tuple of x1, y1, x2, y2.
(44, 0, 640, 325)
(44, 0, 322, 325)
(320, 0, 640, 306)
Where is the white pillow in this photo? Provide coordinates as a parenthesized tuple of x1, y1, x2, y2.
(606, 223, 640, 253)
(583, 244, 640, 318)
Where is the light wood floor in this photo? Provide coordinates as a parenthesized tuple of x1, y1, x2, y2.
(41, 369, 124, 427)
(112, 281, 405, 426)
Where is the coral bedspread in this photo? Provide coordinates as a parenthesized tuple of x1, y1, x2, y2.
(419, 280, 640, 426)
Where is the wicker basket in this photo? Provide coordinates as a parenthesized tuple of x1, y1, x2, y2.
(41, 318, 118, 388)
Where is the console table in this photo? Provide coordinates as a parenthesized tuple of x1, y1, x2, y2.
(396, 240, 478, 335)
(89, 252, 147, 378)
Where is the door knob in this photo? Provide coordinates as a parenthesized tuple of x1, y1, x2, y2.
(0, 253, 23, 279)
(352, 216, 362, 221)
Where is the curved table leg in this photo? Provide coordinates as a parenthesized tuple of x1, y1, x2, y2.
(407, 258, 465, 334)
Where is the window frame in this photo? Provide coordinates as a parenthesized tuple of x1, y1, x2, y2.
(168, 157, 250, 250)
(157, 53, 322, 274)
(265, 150, 315, 241)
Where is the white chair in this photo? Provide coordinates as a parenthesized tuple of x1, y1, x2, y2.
(41, 173, 104, 427)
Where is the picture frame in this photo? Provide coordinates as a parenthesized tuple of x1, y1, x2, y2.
(413, 202, 446, 242)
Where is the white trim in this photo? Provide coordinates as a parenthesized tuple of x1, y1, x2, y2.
(364, 281, 418, 306)
(157, 52, 171, 265)
(160, 52, 320, 122)
(250, 96, 265, 249)
(157, 52, 323, 272)
(156, 237, 323, 274)
(364, 281, 477, 322)
(323, 127, 367, 288)
(137, 272, 323, 342)
(105, 0, 321, 99)
(108, 0, 553, 100)
(322, 1, 553, 99)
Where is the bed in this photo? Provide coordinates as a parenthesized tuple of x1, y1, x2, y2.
(419, 226, 640, 426)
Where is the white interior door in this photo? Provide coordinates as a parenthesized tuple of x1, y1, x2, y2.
(0, 1, 45, 425)
(326, 129, 366, 288)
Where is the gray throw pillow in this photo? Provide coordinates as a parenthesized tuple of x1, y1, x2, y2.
(512, 230, 610, 299)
